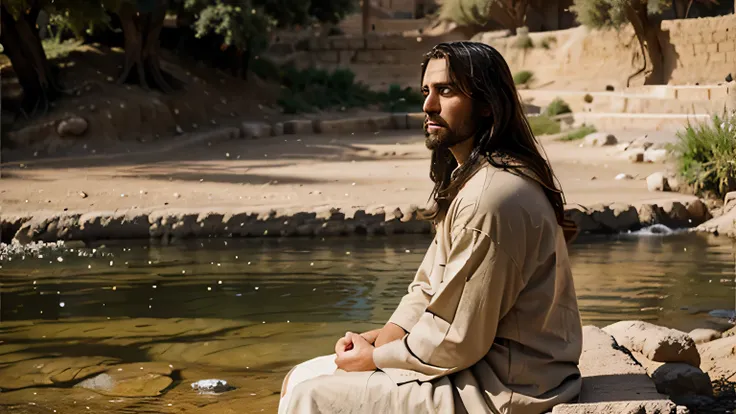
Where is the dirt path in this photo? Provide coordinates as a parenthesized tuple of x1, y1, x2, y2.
(0, 129, 696, 217)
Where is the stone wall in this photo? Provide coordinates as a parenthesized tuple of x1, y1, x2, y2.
(304, 14, 736, 89)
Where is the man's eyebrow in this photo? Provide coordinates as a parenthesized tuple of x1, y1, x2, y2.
(422, 82, 455, 89)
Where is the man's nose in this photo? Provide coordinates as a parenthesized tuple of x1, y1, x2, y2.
(423, 91, 440, 114)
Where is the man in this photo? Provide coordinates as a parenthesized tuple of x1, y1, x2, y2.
(278, 41, 583, 414)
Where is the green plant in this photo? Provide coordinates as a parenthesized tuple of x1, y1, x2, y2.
(672, 113, 736, 198)
(375, 84, 424, 113)
(514, 35, 534, 49)
(513, 70, 534, 85)
(583, 93, 594, 104)
(543, 98, 572, 117)
(540, 36, 556, 49)
(558, 125, 597, 141)
(527, 115, 561, 136)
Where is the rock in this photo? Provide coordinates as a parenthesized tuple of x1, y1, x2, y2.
(698, 335, 736, 380)
(0, 356, 118, 390)
(552, 401, 679, 414)
(56, 117, 88, 137)
(628, 152, 644, 163)
(638, 204, 666, 227)
(724, 191, 736, 213)
(79, 191, 88, 199)
(615, 173, 634, 180)
(686, 200, 710, 224)
(272, 122, 284, 136)
(603, 321, 700, 367)
(689, 328, 722, 344)
(75, 362, 173, 397)
(584, 132, 617, 147)
(283, 120, 314, 135)
(650, 363, 712, 397)
(577, 326, 664, 403)
(240, 122, 272, 138)
(646, 173, 670, 192)
(315, 116, 392, 134)
(191, 378, 235, 394)
(645, 148, 669, 163)
(660, 201, 691, 227)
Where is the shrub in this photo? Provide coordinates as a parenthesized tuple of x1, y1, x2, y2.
(540, 36, 557, 49)
(513, 70, 534, 85)
(527, 115, 561, 136)
(583, 93, 594, 104)
(543, 98, 572, 117)
(558, 125, 596, 141)
(514, 35, 534, 49)
(672, 113, 736, 198)
(375, 84, 424, 113)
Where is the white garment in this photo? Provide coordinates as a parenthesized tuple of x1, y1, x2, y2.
(278, 354, 338, 414)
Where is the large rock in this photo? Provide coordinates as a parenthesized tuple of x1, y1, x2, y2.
(644, 148, 669, 163)
(56, 116, 88, 137)
(698, 335, 736, 380)
(75, 362, 173, 397)
(685, 200, 711, 225)
(283, 119, 314, 135)
(650, 363, 712, 397)
(552, 400, 680, 414)
(240, 122, 272, 138)
(646, 173, 670, 192)
(603, 321, 700, 367)
(0, 356, 118, 390)
(577, 326, 665, 403)
(584, 132, 617, 147)
(689, 328, 721, 345)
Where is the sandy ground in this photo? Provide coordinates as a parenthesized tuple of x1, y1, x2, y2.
(0, 129, 696, 217)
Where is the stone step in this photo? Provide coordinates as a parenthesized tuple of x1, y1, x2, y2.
(571, 112, 711, 132)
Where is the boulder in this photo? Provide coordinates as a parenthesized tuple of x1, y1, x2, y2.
(688, 328, 721, 345)
(685, 200, 711, 225)
(552, 400, 680, 414)
(660, 201, 691, 228)
(638, 204, 666, 227)
(240, 122, 272, 138)
(646, 173, 670, 192)
(577, 326, 664, 403)
(698, 335, 736, 380)
(602, 321, 700, 367)
(56, 116, 88, 137)
(584, 132, 617, 147)
(75, 362, 173, 397)
(644, 148, 669, 163)
(283, 120, 314, 135)
(650, 363, 712, 397)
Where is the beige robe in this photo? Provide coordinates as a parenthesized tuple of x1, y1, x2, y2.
(284, 161, 583, 414)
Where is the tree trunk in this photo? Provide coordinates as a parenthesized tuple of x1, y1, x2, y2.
(626, 5, 666, 85)
(0, 3, 56, 113)
(116, 1, 173, 92)
(673, 0, 687, 18)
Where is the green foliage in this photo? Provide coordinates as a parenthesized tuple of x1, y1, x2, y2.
(583, 93, 594, 103)
(571, 0, 669, 29)
(513, 70, 534, 85)
(513, 36, 534, 49)
(543, 97, 572, 117)
(528, 115, 561, 136)
(41, 38, 84, 60)
(270, 63, 422, 114)
(672, 113, 736, 198)
(558, 125, 597, 141)
(439, 0, 495, 27)
(540, 35, 556, 49)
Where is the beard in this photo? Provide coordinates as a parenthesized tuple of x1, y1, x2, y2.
(424, 118, 472, 150)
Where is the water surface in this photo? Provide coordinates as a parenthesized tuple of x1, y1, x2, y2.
(1, 232, 734, 413)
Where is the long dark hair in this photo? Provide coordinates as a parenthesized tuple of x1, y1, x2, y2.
(419, 41, 576, 238)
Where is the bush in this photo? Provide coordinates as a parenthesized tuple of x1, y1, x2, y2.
(528, 115, 561, 136)
(540, 36, 557, 49)
(672, 113, 736, 198)
(513, 70, 534, 85)
(558, 125, 596, 141)
(514, 36, 534, 49)
(374, 84, 424, 113)
(543, 98, 572, 117)
(583, 93, 594, 104)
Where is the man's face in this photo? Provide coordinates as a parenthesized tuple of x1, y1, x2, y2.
(421, 58, 478, 151)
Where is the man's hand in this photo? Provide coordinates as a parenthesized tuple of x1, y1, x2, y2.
(375, 323, 406, 348)
(335, 332, 377, 372)
(360, 328, 382, 345)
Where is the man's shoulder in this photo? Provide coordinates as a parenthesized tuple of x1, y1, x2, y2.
(460, 162, 548, 209)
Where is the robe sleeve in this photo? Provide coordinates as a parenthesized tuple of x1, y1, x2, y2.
(373, 200, 525, 384)
(386, 237, 437, 332)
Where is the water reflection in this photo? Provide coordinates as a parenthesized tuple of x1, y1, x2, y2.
(0, 233, 734, 413)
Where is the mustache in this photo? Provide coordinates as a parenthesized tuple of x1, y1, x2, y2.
(424, 116, 449, 128)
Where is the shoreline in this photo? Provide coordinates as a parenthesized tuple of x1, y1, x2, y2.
(0, 198, 716, 244)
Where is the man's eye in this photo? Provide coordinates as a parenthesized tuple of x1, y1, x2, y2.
(440, 87, 452, 95)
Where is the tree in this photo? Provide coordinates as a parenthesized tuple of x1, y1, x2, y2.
(572, 0, 671, 85)
(438, 0, 539, 34)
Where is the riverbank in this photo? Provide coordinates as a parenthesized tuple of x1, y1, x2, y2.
(2, 126, 722, 244)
